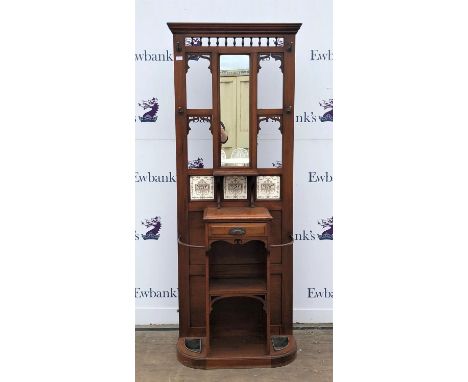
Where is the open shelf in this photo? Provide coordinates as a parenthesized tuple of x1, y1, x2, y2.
(210, 277, 266, 295)
(209, 296, 267, 357)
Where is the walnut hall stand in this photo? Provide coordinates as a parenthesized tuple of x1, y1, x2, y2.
(168, 23, 302, 369)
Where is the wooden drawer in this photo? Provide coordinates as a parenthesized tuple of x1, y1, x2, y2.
(208, 223, 267, 237)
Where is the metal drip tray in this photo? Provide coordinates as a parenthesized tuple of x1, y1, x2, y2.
(271, 336, 289, 351)
(184, 338, 202, 353)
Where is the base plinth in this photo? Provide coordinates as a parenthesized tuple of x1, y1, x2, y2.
(176, 335, 297, 369)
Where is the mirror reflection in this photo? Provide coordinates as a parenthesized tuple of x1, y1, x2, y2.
(220, 55, 250, 167)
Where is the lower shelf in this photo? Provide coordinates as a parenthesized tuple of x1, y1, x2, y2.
(209, 277, 267, 295)
(210, 334, 266, 357)
(176, 335, 297, 369)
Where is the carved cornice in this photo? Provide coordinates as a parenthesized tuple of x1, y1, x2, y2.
(167, 23, 302, 35)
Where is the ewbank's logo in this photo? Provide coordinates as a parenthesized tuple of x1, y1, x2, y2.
(308, 287, 333, 298)
(319, 99, 333, 122)
(138, 98, 159, 122)
(135, 50, 173, 62)
(311, 49, 333, 61)
(141, 217, 162, 240)
(294, 216, 333, 241)
(135, 287, 178, 298)
(308, 171, 333, 182)
(295, 98, 333, 125)
(318, 217, 333, 240)
(188, 157, 204, 169)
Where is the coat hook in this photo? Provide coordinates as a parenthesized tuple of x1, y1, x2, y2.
(285, 105, 292, 114)
(176, 41, 182, 52)
(178, 107, 185, 114)
(287, 41, 294, 52)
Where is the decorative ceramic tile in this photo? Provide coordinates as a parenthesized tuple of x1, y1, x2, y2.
(256, 176, 281, 200)
(223, 176, 247, 200)
(190, 176, 214, 200)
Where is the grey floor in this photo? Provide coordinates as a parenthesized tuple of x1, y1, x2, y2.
(136, 328, 332, 382)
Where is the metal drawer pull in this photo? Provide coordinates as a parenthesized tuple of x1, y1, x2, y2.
(270, 235, 294, 247)
(229, 227, 246, 235)
(177, 236, 205, 249)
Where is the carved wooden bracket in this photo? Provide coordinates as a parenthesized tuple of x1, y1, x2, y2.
(257, 53, 283, 73)
(187, 116, 212, 134)
(186, 53, 212, 73)
(258, 116, 283, 134)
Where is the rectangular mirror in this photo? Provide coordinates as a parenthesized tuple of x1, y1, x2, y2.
(219, 55, 250, 167)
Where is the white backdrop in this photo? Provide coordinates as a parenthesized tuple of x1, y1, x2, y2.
(135, 0, 332, 324)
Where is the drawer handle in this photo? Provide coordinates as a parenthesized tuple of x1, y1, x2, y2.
(229, 227, 246, 235)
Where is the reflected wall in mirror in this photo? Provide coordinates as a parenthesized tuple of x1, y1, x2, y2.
(187, 116, 213, 169)
(186, 54, 212, 109)
(220, 55, 250, 167)
(257, 117, 282, 168)
(257, 53, 283, 109)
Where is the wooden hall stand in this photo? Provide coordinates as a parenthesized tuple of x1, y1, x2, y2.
(168, 23, 301, 369)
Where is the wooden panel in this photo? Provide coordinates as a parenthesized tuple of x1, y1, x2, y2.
(189, 211, 205, 264)
(208, 223, 267, 237)
(270, 274, 282, 325)
(210, 264, 265, 279)
(280, 34, 296, 335)
(209, 241, 266, 265)
(270, 325, 281, 335)
(188, 326, 206, 337)
(189, 275, 205, 328)
(270, 210, 282, 264)
(173, 31, 190, 338)
(189, 264, 204, 275)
